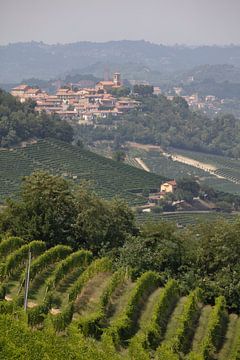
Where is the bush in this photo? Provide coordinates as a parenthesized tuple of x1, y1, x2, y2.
(106, 271, 161, 346)
(68, 257, 112, 301)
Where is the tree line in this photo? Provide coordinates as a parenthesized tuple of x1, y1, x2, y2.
(78, 93, 240, 158)
(0, 89, 73, 147)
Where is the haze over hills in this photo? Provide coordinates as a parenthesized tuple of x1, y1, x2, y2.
(1, 40, 240, 82)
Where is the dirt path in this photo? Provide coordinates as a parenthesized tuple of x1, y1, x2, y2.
(170, 153, 218, 173)
(135, 157, 150, 172)
(127, 142, 163, 152)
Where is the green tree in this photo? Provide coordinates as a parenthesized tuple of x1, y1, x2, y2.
(0, 171, 76, 247)
(74, 188, 136, 255)
(118, 222, 183, 277)
(112, 150, 126, 162)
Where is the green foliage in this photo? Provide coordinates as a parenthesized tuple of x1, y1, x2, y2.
(0, 236, 24, 259)
(106, 271, 161, 345)
(183, 219, 240, 311)
(155, 343, 180, 360)
(51, 302, 74, 332)
(27, 304, 49, 327)
(0, 169, 139, 253)
(0, 89, 73, 147)
(47, 249, 93, 290)
(0, 171, 77, 248)
(77, 269, 127, 338)
(228, 318, 240, 360)
(79, 94, 240, 158)
(112, 150, 126, 162)
(128, 279, 179, 359)
(145, 279, 179, 348)
(0, 312, 123, 359)
(0, 283, 6, 300)
(26, 245, 72, 282)
(118, 222, 183, 277)
(3, 240, 46, 277)
(109, 87, 131, 97)
(74, 190, 137, 254)
(194, 296, 227, 359)
(157, 289, 201, 355)
(69, 257, 112, 301)
(133, 85, 154, 96)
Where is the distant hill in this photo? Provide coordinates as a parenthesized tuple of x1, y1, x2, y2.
(177, 64, 240, 84)
(1, 40, 240, 82)
(0, 138, 163, 205)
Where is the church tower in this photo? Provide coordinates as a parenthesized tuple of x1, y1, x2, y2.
(113, 72, 121, 86)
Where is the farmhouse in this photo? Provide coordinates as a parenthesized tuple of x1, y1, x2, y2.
(160, 180, 177, 193)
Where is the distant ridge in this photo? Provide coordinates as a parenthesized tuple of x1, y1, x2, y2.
(1, 40, 240, 82)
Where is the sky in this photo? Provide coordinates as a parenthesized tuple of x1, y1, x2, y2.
(1, 0, 240, 46)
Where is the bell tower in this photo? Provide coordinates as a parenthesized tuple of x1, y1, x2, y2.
(113, 72, 121, 86)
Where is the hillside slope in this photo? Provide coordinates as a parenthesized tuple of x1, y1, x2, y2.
(0, 138, 163, 205)
(1, 41, 240, 82)
(1, 244, 240, 359)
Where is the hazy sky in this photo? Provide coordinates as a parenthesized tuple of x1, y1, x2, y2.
(1, 0, 240, 46)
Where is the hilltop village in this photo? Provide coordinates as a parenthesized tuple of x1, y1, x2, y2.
(11, 73, 140, 121)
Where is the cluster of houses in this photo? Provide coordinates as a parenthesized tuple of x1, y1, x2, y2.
(11, 73, 140, 121)
(167, 87, 222, 115)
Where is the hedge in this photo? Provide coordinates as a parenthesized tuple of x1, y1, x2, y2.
(0, 237, 25, 259)
(3, 241, 46, 277)
(105, 271, 161, 346)
(129, 279, 179, 358)
(46, 249, 92, 290)
(187, 296, 228, 360)
(51, 302, 74, 332)
(77, 268, 128, 338)
(68, 257, 112, 302)
(25, 245, 72, 282)
(157, 288, 202, 355)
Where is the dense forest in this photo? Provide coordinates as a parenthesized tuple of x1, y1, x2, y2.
(78, 94, 240, 157)
(0, 89, 73, 147)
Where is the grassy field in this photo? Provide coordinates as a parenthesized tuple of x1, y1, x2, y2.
(0, 139, 164, 206)
(1, 243, 240, 359)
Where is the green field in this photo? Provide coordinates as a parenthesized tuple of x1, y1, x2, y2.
(127, 147, 240, 194)
(1, 241, 240, 359)
(0, 139, 164, 205)
(136, 211, 239, 227)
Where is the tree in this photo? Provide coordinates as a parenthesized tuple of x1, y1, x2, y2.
(182, 219, 240, 310)
(133, 84, 154, 96)
(0, 171, 76, 247)
(118, 222, 183, 277)
(112, 150, 126, 162)
(177, 178, 200, 197)
(74, 188, 137, 255)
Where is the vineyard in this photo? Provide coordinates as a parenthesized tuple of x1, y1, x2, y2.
(136, 211, 238, 227)
(127, 147, 240, 195)
(0, 139, 164, 205)
(1, 237, 240, 359)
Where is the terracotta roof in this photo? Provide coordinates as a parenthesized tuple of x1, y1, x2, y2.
(12, 84, 29, 90)
(166, 180, 177, 186)
(97, 81, 115, 86)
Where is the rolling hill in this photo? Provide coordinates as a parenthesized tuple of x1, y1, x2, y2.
(0, 138, 164, 205)
(1, 239, 240, 359)
(1, 41, 240, 83)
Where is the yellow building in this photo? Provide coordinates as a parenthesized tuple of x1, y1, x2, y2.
(160, 180, 177, 193)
